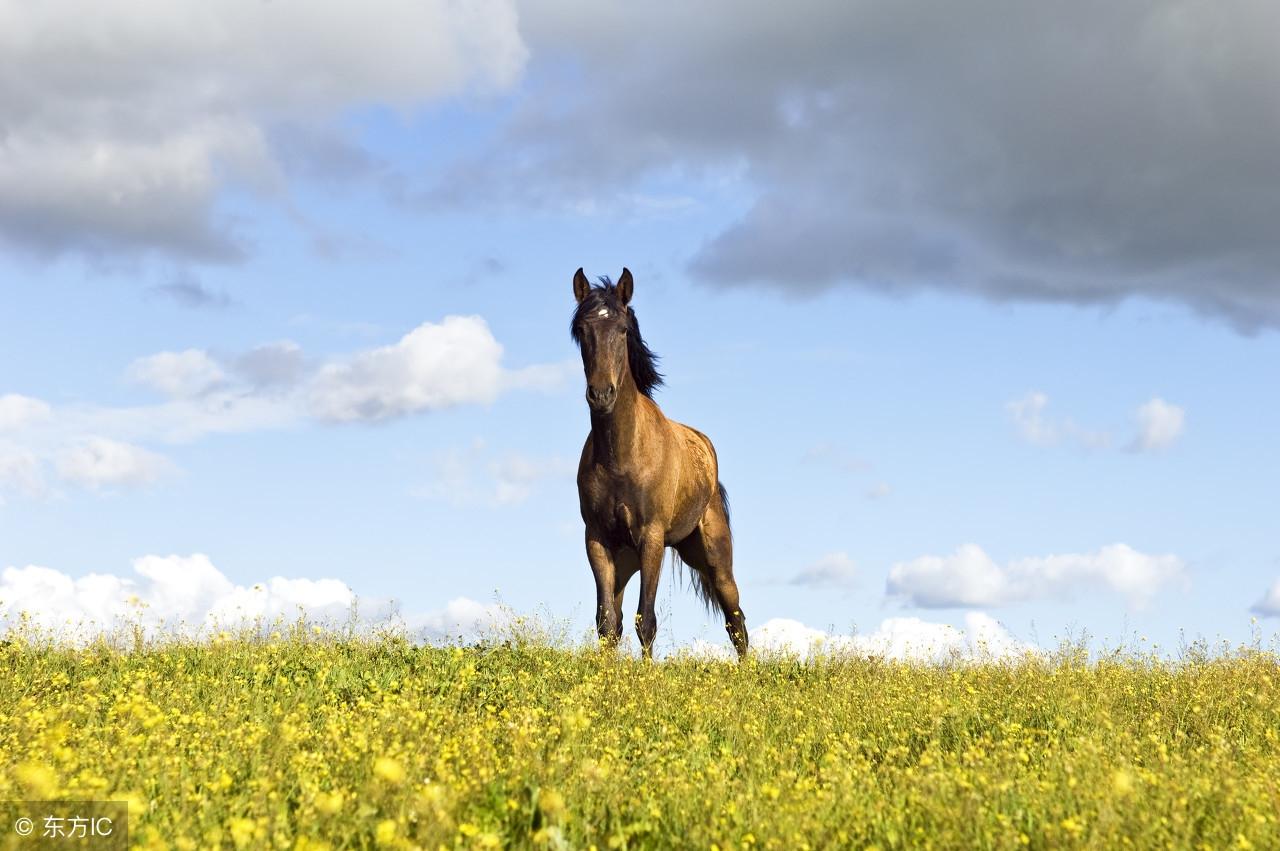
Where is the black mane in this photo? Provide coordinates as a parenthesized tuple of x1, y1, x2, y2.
(569, 276, 664, 399)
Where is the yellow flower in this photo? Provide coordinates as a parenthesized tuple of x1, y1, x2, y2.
(373, 757, 406, 785)
(14, 762, 58, 798)
(538, 789, 566, 821)
(229, 818, 257, 850)
(374, 819, 397, 846)
(314, 790, 344, 815)
(1112, 769, 1135, 797)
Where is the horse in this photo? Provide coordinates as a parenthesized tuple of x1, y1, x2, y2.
(570, 267, 748, 659)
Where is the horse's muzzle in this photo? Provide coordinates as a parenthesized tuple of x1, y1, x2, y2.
(587, 383, 617, 412)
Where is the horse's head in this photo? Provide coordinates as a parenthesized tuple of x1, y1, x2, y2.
(571, 268, 634, 414)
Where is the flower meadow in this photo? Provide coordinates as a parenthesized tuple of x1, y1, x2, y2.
(2, 626, 1278, 850)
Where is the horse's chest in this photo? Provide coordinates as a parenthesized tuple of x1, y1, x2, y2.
(583, 477, 644, 548)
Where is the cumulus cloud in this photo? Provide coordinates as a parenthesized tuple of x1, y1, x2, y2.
(0, 395, 52, 431)
(751, 613, 1036, 661)
(436, 1, 1280, 330)
(1130, 397, 1186, 452)
(308, 316, 507, 422)
(55, 437, 175, 489)
(0, 0, 527, 264)
(0, 553, 507, 642)
(886, 543, 1186, 609)
(790, 552, 858, 588)
(127, 349, 226, 398)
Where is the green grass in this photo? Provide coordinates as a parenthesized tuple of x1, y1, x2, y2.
(2, 628, 1278, 850)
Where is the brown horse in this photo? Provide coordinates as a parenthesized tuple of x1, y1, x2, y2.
(571, 267, 748, 659)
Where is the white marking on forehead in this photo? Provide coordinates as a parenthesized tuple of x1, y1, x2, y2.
(596, 308, 610, 317)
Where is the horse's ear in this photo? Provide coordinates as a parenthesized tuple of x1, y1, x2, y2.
(617, 268, 634, 306)
(573, 268, 590, 303)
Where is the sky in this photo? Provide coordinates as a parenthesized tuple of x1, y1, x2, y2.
(2, 0, 1279, 658)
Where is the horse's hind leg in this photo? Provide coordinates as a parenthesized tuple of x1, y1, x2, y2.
(675, 502, 748, 658)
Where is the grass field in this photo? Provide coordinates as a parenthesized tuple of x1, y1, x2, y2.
(2, 627, 1278, 850)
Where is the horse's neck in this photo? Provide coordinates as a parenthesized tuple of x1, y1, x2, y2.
(591, 377, 651, 469)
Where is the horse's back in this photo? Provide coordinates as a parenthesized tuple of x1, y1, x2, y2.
(671, 421, 717, 479)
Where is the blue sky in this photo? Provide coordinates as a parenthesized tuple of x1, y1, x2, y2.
(2, 1, 1278, 657)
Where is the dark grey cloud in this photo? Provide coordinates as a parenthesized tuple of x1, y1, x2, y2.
(0, 1, 527, 267)
(435, 0, 1280, 330)
(148, 277, 234, 310)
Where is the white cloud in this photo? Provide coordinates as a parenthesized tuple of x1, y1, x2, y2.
(0, 316, 567, 500)
(1006, 391, 1111, 449)
(410, 597, 508, 641)
(1131, 397, 1185, 452)
(308, 316, 508, 422)
(886, 543, 1186, 609)
(0, 0, 527, 262)
(0, 553, 506, 643)
(0, 450, 46, 500)
(752, 613, 1036, 661)
(127, 349, 226, 398)
(55, 437, 175, 489)
(0, 395, 52, 431)
(790, 552, 858, 588)
(1251, 579, 1280, 618)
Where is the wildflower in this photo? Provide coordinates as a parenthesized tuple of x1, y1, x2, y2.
(314, 790, 344, 815)
(373, 757, 406, 785)
(538, 789, 566, 821)
(374, 819, 397, 847)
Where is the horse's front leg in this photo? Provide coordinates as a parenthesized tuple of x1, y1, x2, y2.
(586, 532, 621, 647)
(634, 527, 665, 660)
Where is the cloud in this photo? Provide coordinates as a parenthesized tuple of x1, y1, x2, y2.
(1007, 392, 1186, 453)
(416, 439, 575, 507)
(789, 552, 858, 588)
(127, 349, 227, 398)
(55, 437, 176, 489)
(308, 316, 508, 422)
(147, 277, 233, 310)
(1252, 580, 1280, 618)
(436, 1, 1280, 330)
(232, 341, 309, 389)
(411, 597, 509, 641)
(1006, 392, 1111, 449)
(0, 0, 527, 264)
(0, 450, 46, 500)
(886, 543, 1186, 609)
(1130, 397, 1186, 452)
(0, 553, 508, 643)
(0, 316, 570, 501)
(0, 395, 52, 431)
(752, 612, 1036, 661)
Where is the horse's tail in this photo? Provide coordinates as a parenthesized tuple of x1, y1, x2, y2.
(717, 480, 732, 542)
(672, 549, 716, 614)
(672, 481, 732, 614)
